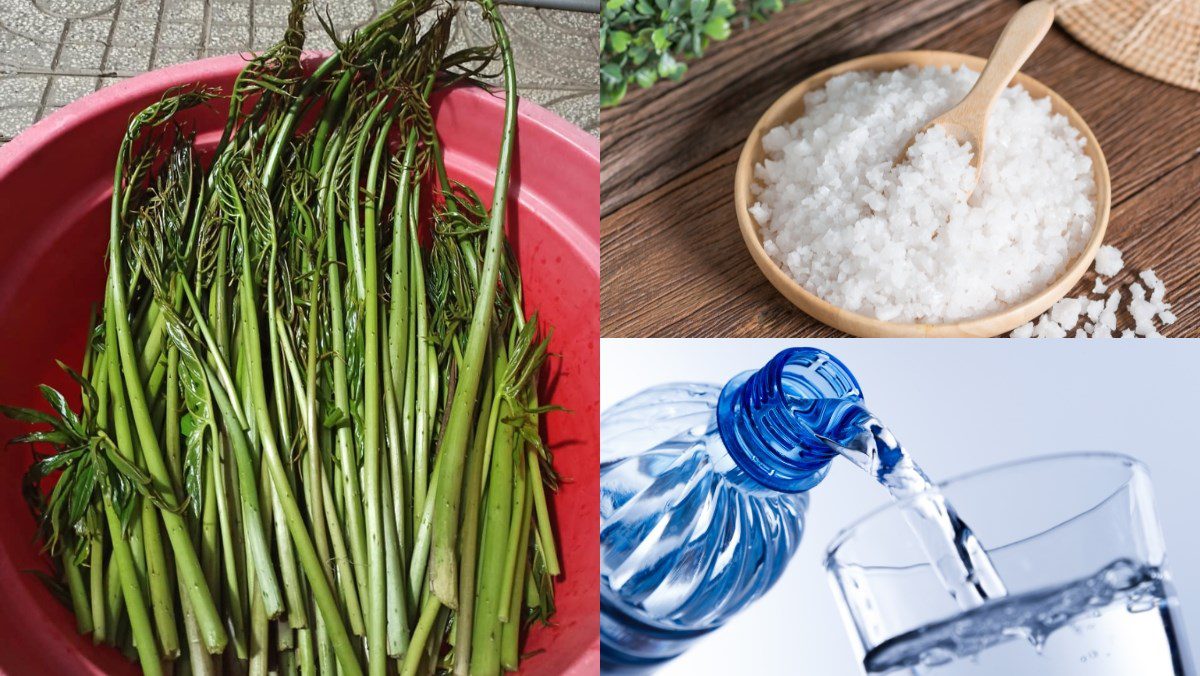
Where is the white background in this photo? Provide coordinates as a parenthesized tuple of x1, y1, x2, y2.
(601, 338, 1200, 675)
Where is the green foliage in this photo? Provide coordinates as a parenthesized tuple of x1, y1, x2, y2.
(601, 0, 798, 107)
(3, 382, 164, 556)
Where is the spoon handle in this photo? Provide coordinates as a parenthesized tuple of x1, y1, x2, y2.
(960, 1, 1055, 123)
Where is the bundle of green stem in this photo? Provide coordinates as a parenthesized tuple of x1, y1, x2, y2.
(2, 1, 562, 674)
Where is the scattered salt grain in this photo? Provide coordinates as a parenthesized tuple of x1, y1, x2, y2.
(1094, 245, 1124, 277)
(1049, 298, 1083, 331)
(1128, 283, 1162, 337)
(1032, 316, 1068, 338)
(751, 66, 1095, 323)
(1140, 270, 1167, 306)
(1098, 289, 1121, 335)
(1008, 245, 1177, 338)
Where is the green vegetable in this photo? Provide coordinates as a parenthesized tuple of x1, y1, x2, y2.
(601, 0, 801, 106)
(4, 0, 562, 673)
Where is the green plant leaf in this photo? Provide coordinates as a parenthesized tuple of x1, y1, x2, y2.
(657, 52, 688, 80)
(650, 27, 669, 52)
(628, 43, 650, 66)
(702, 16, 731, 40)
(601, 0, 803, 106)
(0, 405, 59, 427)
(67, 459, 96, 528)
(601, 78, 628, 108)
(14, 430, 73, 446)
(322, 405, 349, 429)
(37, 385, 85, 440)
(33, 447, 86, 476)
(713, 0, 736, 18)
(634, 66, 659, 88)
(56, 361, 97, 416)
(609, 30, 632, 53)
(102, 441, 153, 487)
(601, 62, 625, 82)
(180, 412, 198, 438)
(163, 310, 213, 519)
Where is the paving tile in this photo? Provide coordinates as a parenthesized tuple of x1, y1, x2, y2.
(110, 17, 155, 45)
(3, 3, 67, 38)
(157, 20, 202, 46)
(0, 0, 599, 140)
(58, 40, 107, 68)
(252, 2, 292, 27)
(0, 72, 47, 98)
(121, 0, 162, 20)
(0, 74, 46, 139)
(153, 44, 197, 67)
(107, 42, 153, 70)
(68, 17, 116, 42)
(162, 0, 203, 22)
(206, 22, 250, 52)
(0, 30, 57, 68)
(46, 73, 99, 104)
(210, 0, 249, 24)
(33, 1, 118, 20)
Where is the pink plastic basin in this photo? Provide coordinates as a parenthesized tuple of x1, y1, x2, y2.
(0, 53, 598, 675)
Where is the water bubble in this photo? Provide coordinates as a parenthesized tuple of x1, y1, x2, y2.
(1101, 559, 1141, 590)
(918, 646, 957, 667)
(1126, 595, 1158, 613)
(1028, 630, 1047, 654)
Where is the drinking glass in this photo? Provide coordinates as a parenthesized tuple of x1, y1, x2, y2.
(826, 452, 1194, 676)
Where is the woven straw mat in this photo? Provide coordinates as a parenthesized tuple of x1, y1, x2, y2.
(1052, 0, 1200, 91)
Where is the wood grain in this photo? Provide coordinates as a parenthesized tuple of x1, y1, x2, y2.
(600, 0, 1200, 337)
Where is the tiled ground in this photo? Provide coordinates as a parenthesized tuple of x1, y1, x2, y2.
(0, 0, 598, 143)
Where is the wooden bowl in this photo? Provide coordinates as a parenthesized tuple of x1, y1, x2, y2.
(733, 50, 1111, 337)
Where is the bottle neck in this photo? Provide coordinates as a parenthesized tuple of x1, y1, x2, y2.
(715, 348, 865, 493)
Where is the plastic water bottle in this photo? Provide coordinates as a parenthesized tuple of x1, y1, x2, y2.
(599, 347, 864, 666)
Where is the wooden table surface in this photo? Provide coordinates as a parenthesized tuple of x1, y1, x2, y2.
(600, 0, 1200, 337)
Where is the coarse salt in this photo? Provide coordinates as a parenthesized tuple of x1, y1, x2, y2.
(1094, 245, 1124, 277)
(752, 65, 1095, 323)
(1009, 246, 1177, 338)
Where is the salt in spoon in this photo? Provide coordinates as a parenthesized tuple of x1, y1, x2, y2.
(896, 0, 1055, 195)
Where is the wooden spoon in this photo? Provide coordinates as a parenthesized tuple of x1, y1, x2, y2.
(896, 0, 1055, 192)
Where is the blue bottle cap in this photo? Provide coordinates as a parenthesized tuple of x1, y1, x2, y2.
(717, 347, 864, 492)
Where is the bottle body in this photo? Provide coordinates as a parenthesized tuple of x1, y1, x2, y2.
(600, 383, 809, 665)
(600, 347, 866, 667)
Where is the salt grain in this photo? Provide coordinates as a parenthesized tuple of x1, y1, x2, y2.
(1049, 298, 1083, 331)
(1128, 283, 1161, 337)
(1032, 316, 1068, 338)
(752, 66, 1095, 323)
(1009, 245, 1178, 338)
(1094, 245, 1124, 277)
(1098, 288, 1121, 335)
